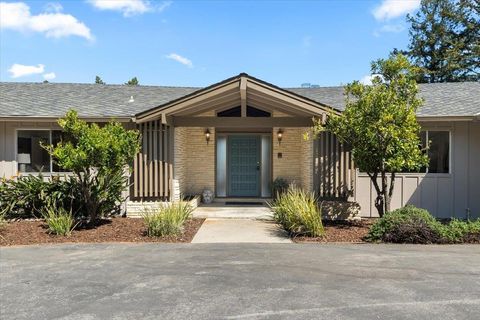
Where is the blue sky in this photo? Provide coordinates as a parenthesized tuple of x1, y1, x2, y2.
(0, 0, 420, 87)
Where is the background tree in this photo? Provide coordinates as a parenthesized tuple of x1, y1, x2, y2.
(312, 54, 429, 217)
(404, 0, 479, 82)
(44, 110, 140, 221)
(95, 76, 105, 84)
(125, 77, 139, 85)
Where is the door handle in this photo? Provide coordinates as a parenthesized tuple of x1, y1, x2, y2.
(256, 162, 260, 170)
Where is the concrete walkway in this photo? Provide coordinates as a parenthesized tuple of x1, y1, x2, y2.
(193, 203, 273, 219)
(192, 218, 291, 243)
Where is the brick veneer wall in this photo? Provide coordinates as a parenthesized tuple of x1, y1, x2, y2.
(272, 127, 313, 192)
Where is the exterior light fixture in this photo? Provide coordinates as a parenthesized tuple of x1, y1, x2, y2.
(277, 128, 283, 145)
(205, 128, 211, 144)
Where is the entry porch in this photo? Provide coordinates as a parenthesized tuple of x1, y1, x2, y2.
(128, 74, 356, 211)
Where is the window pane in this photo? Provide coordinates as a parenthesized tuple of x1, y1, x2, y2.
(428, 131, 449, 173)
(17, 130, 50, 173)
(217, 106, 241, 117)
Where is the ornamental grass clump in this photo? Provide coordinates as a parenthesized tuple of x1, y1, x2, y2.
(42, 200, 77, 236)
(143, 202, 193, 237)
(269, 185, 324, 237)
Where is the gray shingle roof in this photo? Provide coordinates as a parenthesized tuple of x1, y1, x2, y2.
(1, 81, 478, 118)
(288, 82, 480, 117)
(0, 82, 198, 118)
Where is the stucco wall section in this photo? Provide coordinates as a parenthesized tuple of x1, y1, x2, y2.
(272, 127, 313, 191)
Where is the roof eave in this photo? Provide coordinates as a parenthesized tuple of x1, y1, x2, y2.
(0, 116, 135, 122)
(417, 115, 476, 122)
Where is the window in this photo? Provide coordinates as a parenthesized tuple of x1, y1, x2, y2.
(217, 106, 271, 117)
(424, 131, 450, 173)
(16, 130, 64, 173)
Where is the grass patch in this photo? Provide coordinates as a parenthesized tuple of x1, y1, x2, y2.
(143, 202, 193, 237)
(269, 185, 324, 237)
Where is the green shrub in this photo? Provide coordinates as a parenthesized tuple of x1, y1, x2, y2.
(43, 110, 140, 221)
(440, 218, 480, 243)
(272, 177, 289, 198)
(42, 199, 77, 236)
(269, 185, 324, 237)
(143, 202, 193, 237)
(366, 205, 443, 243)
(0, 175, 75, 219)
(366, 205, 480, 244)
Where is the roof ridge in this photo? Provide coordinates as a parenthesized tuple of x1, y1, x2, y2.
(0, 81, 201, 89)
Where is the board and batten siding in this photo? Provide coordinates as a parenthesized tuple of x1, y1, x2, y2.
(354, 121, 480, 219)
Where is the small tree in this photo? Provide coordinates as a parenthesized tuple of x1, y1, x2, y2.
(312, 54, 428, 217)
(125, 77, 139, 85)
(44, 110, 140, 221)
(95, 76, 105, 84)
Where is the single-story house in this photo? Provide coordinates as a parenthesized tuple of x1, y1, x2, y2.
(1, 73, 479, 218)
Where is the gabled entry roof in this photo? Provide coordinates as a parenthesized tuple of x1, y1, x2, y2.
(135, 73, 338, 123)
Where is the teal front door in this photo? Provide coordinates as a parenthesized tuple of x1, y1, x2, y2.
(228, 135, 261, 197)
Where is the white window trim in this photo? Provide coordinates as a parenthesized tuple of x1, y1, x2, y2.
(14, 128, 65, 175)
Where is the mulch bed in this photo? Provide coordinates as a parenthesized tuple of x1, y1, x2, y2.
(0, 217, 205, 246)
(293, 219, 375, 243)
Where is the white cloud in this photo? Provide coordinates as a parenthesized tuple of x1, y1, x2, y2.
(43, 72, 56, 80)
(87, 0, 171, 17)
(166, 53, 193, 68)
(8, 63, 45, 78)
(0, 2, 93, 40)
(373, 0, 420, 21)
(360, 74, 383, 85)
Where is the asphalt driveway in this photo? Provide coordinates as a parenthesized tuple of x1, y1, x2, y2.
(1, 243, 479, 320)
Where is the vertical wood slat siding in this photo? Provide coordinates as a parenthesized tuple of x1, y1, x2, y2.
(131, 120, 172, 201)
(313, 131, 356, 199)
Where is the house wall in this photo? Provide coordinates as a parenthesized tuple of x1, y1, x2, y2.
(355, 121, 480, 219)
(0, 120, 136, 179)
(272, 127, 313, 191)
(0, 121, 61, 179)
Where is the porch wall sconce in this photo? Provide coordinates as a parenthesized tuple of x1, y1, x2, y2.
(205, 128, 211, 144)
(277, 128, 283, 145)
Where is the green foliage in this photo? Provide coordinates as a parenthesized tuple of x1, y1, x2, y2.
(95, 76, 105, 84)
(142, 202, 193, 237)
(0, 175, 74, 219)
(272, 177, 289, 198)
(312, 54, 428, 217)
(405, 0, 479, 82)
(366, 205, 480, 243)
(44, 110, 141, 221)
(439, 218, 480, 243)
(269, 185, 324, 237)
(42, 198, 77, 236)
(125, 77, 139, 85)
(366, 206, 443, 243)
